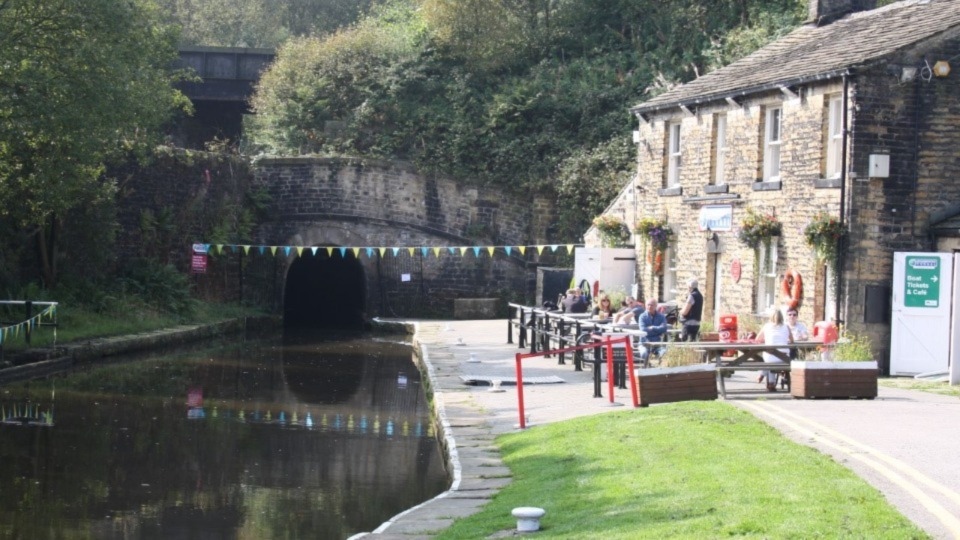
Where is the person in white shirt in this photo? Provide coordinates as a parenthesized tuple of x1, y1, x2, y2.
(754, 309, 793, 391)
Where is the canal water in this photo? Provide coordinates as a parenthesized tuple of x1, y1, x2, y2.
(0, 331, 449, 539)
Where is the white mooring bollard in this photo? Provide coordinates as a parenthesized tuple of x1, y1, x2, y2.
(511, 506, 546, 532)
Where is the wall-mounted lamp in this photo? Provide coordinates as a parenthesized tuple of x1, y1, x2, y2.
(933, 60, 951, 78)
(705, 228, 720, 253)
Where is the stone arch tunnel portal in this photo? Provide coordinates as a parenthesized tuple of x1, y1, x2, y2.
(283, 249, 367, 328)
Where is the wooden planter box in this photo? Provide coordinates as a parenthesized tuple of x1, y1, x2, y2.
(790, 361, 878, 399)
(636, 364, 717, 407)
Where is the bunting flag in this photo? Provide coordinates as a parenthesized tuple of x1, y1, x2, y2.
(0, 304, 56, 347)
(192, 241, 587, 260)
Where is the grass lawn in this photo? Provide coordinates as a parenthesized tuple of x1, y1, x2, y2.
(879, 377, 960, 398)
(438, 401, 927, 539)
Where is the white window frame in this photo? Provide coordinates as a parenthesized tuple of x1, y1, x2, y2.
(663, 245, 679, 302)
(713, 114, 727, 185)
(763, 107, 782, 182)
(756, 242, 779, 313)
(667, 123, 682, 187)
(826, 96, 843, 179)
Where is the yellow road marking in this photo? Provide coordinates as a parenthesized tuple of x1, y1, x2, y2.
(740, 401, 960, 538)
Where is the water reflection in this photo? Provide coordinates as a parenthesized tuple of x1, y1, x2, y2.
(0, 330, 449, 539)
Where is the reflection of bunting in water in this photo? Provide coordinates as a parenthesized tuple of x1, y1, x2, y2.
(1, 401, 55, 427)
(177, 404, 432, 438)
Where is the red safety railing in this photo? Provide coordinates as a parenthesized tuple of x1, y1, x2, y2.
(514, 334, 638, 429)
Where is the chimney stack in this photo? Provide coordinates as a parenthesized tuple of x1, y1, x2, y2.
(808, 0, 877, 25)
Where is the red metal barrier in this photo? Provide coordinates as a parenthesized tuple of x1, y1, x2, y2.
(513, 335, 638, 429)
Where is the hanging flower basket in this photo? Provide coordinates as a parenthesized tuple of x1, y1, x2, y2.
(804, 213, 846, 263)
(634, 216, 673, 253)
(737, 207, 782, 249)
(592, 215, 631, 247)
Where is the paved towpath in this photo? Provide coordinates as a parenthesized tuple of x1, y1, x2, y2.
(354, 319, 960, 540)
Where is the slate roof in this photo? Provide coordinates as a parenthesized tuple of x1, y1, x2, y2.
(631, 0, 960, 115)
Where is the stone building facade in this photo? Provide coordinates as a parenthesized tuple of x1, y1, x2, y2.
(591, 0, 960, 372)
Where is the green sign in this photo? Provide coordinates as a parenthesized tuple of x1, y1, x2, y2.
(904, 256, 941, 308)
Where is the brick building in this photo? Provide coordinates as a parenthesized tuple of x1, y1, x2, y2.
(590, 0, 960, 372)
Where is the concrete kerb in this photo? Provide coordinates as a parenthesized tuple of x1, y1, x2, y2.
(352, 319, 960, 540)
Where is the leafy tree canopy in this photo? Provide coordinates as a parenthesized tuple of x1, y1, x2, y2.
(0, 0, 191, 285)
(247, 0, 805, 240)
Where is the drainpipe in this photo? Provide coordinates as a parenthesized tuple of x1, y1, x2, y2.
(836, 73, 850, 325)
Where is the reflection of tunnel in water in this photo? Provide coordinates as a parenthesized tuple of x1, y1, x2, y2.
(284, 249, 367, 328)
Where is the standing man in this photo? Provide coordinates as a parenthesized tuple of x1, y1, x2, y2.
(679, 278, 704, 341)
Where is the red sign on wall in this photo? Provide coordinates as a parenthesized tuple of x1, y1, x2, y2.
(731, 259, 742, 283)
(191, 244, 208, 274)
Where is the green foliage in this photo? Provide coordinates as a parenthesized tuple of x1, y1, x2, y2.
(737, 207, 782, 249)
(834, 332, 874, 362)
(437, 403, 921, 539)
(804, 212, 846, 263)
(0, 0, 191, 285)
(119, 259, 199, 318)
(591, 215, 630, 247)
(553, 138, 634, 241)
(154, 0, 376, 47)
(635, 216, 674, 252)
(249, 0, 805, 209)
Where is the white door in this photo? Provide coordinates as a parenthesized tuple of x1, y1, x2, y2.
(890, 252, 953, 376)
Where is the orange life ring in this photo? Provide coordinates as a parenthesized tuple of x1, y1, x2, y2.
(781, 269, 803, 310)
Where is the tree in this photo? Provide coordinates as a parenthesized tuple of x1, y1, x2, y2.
(0, 0, 191, 286)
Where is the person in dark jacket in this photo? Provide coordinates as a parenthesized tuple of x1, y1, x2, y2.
(679, 278, 704, 341)
(561, 288, 588, 313)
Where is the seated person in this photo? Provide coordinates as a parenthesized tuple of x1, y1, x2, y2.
(638, 299, 669, 360)
(561, 288, 588, 313)
(612, 297, 644, 325)
(592, 294, 614, 320)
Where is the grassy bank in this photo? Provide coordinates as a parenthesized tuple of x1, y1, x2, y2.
(438, 402, 925, 539)
(1, 297, 263, 353)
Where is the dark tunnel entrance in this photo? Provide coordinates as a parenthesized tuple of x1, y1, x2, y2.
(283, 249, 367, 328)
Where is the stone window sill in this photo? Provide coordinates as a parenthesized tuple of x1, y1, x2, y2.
(658, 186, 683, 197)
(751, 180, 782, 191)
(815, 177, 842, 189)
(704, 184, 728, 194)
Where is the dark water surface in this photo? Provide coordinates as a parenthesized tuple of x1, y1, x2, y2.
(0, 331, 449, 539)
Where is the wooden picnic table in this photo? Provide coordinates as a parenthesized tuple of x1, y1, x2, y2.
(674, 340, 825, 398)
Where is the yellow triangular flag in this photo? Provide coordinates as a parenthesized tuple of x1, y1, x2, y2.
(242, 245, 251, 255)
(216, 244, 224, 255)
(296, 247, 304, 257)
(379, 247, 387, 257)
(566, 244, 574, 254)
(432, 247, 442, 257)
(270, 246, 278, 256)
(408, 247, 415, 256)
(326, 247, 334, 257)
(459, 246, 468, 256)
(536, 245, 546, 255)
(352, 247, 361, 258)
(518, 246, 527, 255)
(487, 246, 495, 256)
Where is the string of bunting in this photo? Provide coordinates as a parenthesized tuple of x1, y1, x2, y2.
(195, 243, 581, 258)
(0, 304, 56, 346)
